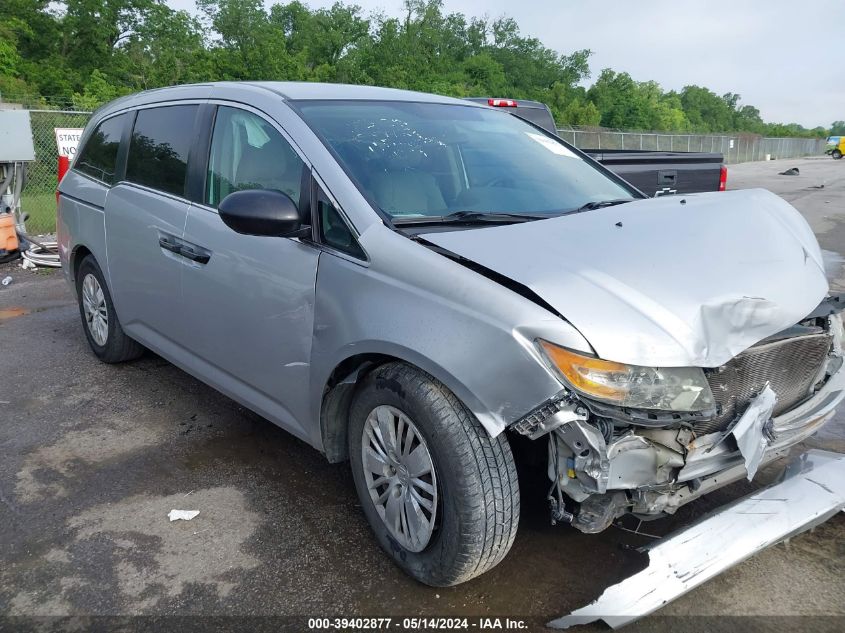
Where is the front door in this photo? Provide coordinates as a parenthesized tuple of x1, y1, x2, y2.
(179, 105, 320, 438)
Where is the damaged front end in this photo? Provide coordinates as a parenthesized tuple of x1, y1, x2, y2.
(512, 308, 845, 534)
(549, 448, 845, 629)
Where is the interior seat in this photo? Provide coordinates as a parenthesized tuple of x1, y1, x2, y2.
(369, 145, 448, 216)
(235, 137, 298, 201)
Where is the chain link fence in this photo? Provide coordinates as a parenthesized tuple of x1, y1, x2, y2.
(19, 109, 92, 234)
(9, 108, 831, 234)
(556, 127, 827, 164)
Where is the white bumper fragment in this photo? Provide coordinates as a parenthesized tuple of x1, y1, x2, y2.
(549, 449, 845, 630)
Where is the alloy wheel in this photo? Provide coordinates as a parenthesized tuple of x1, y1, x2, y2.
(81, 273, 108, 346)
(361, 405, 439, 552)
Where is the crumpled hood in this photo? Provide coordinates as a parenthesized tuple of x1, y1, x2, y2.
(426, 189, 829, 367)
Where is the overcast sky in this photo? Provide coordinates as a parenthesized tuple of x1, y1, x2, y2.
(170, 0, 844, 128)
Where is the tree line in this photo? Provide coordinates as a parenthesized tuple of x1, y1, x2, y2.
(0, 0, 834, 137)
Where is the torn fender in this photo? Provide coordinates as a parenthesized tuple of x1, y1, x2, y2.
(548, 449, 845, 630)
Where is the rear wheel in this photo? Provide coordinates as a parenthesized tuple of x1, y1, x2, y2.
(348, 362, 519, 586)
(76, 255, 144, 363)
(833, 149, 843, 159)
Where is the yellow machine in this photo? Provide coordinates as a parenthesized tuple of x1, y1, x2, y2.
(827, 136, 844, 159)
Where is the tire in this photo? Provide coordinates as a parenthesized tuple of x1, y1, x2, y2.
(833, 149, 843, 160)
(348, 362, 519, 586)
(76, 255, 144, 363)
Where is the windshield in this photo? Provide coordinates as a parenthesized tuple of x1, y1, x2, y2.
(294, 100, 636, 221)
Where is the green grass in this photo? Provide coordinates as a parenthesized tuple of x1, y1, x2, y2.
(21, 191, 57, 235)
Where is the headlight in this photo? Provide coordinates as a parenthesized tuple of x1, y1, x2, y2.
(537, 340, 715, 412)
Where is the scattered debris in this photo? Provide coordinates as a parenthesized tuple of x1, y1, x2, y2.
(1, 275, 11, 286)
(779, 167, 800, 176)
(548, 450, 845, 629)
(21, 258, 36, 270)
(168, 509, 200, 522)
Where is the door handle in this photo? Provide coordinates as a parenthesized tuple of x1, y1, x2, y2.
(159, 236, 183, 255)
(159, 235, 211, 265)
(179, 246, 211, 265)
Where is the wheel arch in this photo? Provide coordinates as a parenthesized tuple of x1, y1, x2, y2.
(318, 345, 503, 464)
(70, 244, 94, 286)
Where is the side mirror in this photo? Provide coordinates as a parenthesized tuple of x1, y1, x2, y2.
(218, 189, 307, 237)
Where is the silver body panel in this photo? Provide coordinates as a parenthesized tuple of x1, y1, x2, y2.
(58, 83, 844, 555)
(309, 228, 588, 440)
(179, 204, 320, 441)
(105, 184, 190, 346)
(59, 82, 591, 441)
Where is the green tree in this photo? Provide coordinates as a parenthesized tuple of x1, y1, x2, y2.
(733, 104, 764, 133)
(71, 69, 124, 109)
(122, 3, 209, 88)
(1, 0, 827, 140)
(198, 0, 300, 80)
(587, 70, 652, 129)
(680, 85, 735, 132)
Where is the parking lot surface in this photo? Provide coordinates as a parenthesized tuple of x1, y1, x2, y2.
(1, 157, 844, 631)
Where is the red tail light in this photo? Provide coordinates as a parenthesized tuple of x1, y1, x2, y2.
(719, 165, 727, 192)
(488, 99, 518, 107)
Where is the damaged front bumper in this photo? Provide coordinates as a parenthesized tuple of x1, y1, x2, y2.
(531, 313, 845, 533)
(548, 449, 845, 629)
(544, 363, 845, 532)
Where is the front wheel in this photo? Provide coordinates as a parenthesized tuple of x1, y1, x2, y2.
(348, 362, 519, 586)
(833, 149, 843, 159)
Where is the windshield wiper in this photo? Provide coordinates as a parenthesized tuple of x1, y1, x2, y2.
(566, 198, 634, 215)
(392, 211, 550, 226)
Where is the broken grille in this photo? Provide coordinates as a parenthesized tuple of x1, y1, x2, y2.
(701, 332, 832, 434)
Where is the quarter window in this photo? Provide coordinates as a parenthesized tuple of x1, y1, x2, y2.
(318, 188, 364, 259)
(206, 106, 305, 208)
(74, 114, 126, 185)
(126, 105, 197, 197)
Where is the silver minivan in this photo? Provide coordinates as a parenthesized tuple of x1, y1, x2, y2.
(58, 82, 844, 586)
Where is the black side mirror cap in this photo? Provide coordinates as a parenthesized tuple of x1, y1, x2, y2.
(218, 189, 306, 237)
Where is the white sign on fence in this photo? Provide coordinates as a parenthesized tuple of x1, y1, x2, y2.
(54, 128, 84, 158)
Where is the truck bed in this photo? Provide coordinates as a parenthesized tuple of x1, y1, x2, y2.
(583, 149, 724, 196)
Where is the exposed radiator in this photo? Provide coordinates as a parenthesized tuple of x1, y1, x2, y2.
(701, 332, 832, 434)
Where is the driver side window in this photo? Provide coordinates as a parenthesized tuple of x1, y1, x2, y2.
(206, 106, 304, 208)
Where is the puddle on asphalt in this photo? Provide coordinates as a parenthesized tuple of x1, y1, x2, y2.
(0, 307, 29, 320)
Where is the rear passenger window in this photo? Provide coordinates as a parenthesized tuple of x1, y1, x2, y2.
(206, 106, 305, 208)
(74, 114, 126, 185)
(126, 105, 197, 197)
